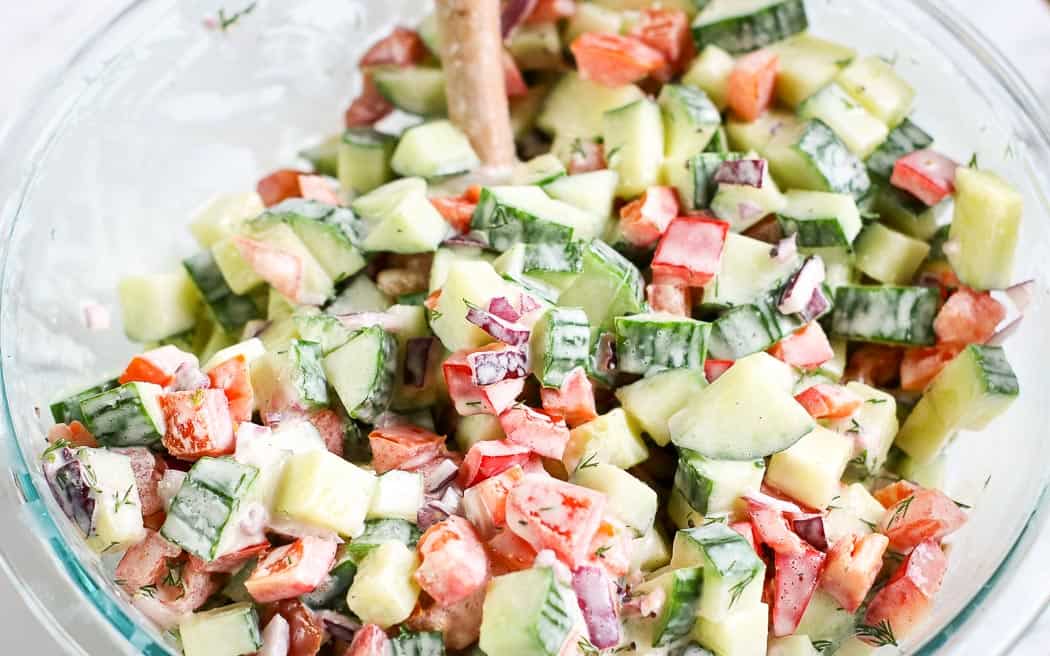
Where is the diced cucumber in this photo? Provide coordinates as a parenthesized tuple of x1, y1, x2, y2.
(702, 233, 798, 309)
(372, 66, 446, 116)
(324, 326, 397, 423)
(776, 190, 862, 249)
(346, 541, 421, 628)
(537, 72, 645, 139)
(873, 183, 941, 240)
(563, 408, 649, 473)
(50, 378, 119, 425)
(511, 82, 553, 139)
(616, 368, 707, 446)
(183, 251, 262, 332)
(161, 457, 259, 560)
(327, 274, 392, 315)
(189, 193, 264, 249)
(72, 448, 145, 552)
(683, 45, 736, 110)
(299, 133, 341, 177)
(302, 550, 358, 610)
(293, 313, 353, 354)
(368, 470, 424, 523)
(392, 120, 480, 180)
(660, 84, 721, 161)
(795, 590, 856, 653)
(765, 426, 853, 509)
(637, 567, 703, 647)
(470, 186, 599, 250)
(710, 162, 787, 231)
(768, 34, 855, 107)
(671, 151, 740, 212)
(768, 636, 820, 656)
(706, 291, 805, 359)
(828, 382, 898, 473)
(836, 55, 915, 128)
(824, 483, 885, 546)
(428, 245, 494, 292)
(118, 270, 202, 342)
(565, 3, 624, 42)
(513, 154, 567, 187)
(866, 118, 933, 180)
(672, 523, 765, 621)
(895, 344, 1019, 463)
(670, 353, 815, 460)
(895, 451, 948, 489)
(631, 526, 673, 573)
(829, 285, 938, 345)
(338, 128, 396, 195)
(574, 463, 657, 536)
(603, 98, 665, 197)
(391, 630, 445, 656)
(530, 306, 591, 387)
(79, 382, 165, 448)
(353, 178, 449, 254)
(430, 259, 509, 351)
(179, 603, 261, 656)
(799, 83, 888, 159)
(212, 236, 264, 295)
(693, 602, 768, 656)
(675, 451, 764, 516)
(614, 313, 711, 376)
(853, 222, 930, 284)
(706, 126, 730, 155)
(259, 200, 367, 284)
(541, 171, 619, 240)
(274, 449, 376, 538)
(256, 315, 301, 352)
(454, 414, 505, 452)
(348, 518, 421, 564)
(692, 0, 808, 54)
(507, 23, 563, 70)
(245, 221, 336, 303)
(479, 567, 577, 656)
(557, 240, 645, 336)
(947, 166, 1023, 290)
(251, 339, 329, 413)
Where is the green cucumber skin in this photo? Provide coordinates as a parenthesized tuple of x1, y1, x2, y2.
(866, 118, 934, 180)
(776, 215, 852, 249)
(391, 630, 446, 656)
(654, 567, 704, 647)
(347, 518, 421, 563)
(79, 383, 163, 448)
(183, 251, 262, 332)
(705, 127, 730, 155)
(51, 378, 119, 424)
(289, 339, 330, 409)
(524, 241, 584, 274)
(969, 344, 1019, 396)
(535, 575, 575, 656)
(690, 152, 742, 209)
(675, 453, 715, 515)
(830, 285, 939, 345)
(353, 328, 399, 423)
(470, 188, 575, 253)
(679, 523, 764, 581)
(693, 0, 808, 54)
(797, 119, 872, 201)
(161, 458, 259, 560)
(302, 558, 358, 610)
(535, 308, 592, 388)
(706, 291, 806, 360)
(614, 316, 711, 376)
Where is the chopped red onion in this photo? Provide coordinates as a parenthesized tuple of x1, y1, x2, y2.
(713, 159, 766, 188)
(418, 500, 451, 531)
(488, 296, 522, 322)
(593, 332, 617, 378)
(736, 201, 764, 225)
(423, 458, 460, 494)
(317, 611, 360, 643)
(519, 293, 541, 316)
(798, 286, 831, 323)
(501, 0, 539, 37)
(171, 362, 210, 392)
(467, 346, 530, 385)
(80, 301, 111, 331)
(466, 306, 531, 346)
(404, 337, 435, 388)
(778, 256, 826, 316)
(770, 233, 798, 263)
(986, 316, 1022, 346)
(442, 232, 488, 247)
(572, 566, 622, 649)
(790, 514, 828, 552)
(43, 448, 95, 535)
(1004, 279, 1035, 313)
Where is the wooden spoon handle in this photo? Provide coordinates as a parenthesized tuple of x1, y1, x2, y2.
(435, 0, 516, 171)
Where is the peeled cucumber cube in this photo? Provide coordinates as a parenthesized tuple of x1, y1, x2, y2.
(392, 120, 480, 180)
(324, 326, 397, 423)
(77, 448, 145, 553)
(565, 3, 624, 43)
(368, 470, 423, 523)
(429, 245, 494, 292)
(346, 541, 421, 628)
(768, 635, 821, 656)
(479, 567, 578, 656)
(702, 233, 799, 309)
(564, 408, 649, 473)
(371, 66, 446, 116)
(616, 368, 707, 446)
(574, 463, 657, 536)
(179, 602, 261, 656)
(764, 426, 853, 509)
(513, 153, 567, 187)
(339, 128, 395, 195)
(853, 222, 930, 284)
(672, 523, 765, 622)
(947, 166, 1023, 290)
(507, 23, 563, 71)
(636, 567, 703, 647)
(776, 190, 863, 248)
(827, 382, 898, 473)
(454, 414, 505, 452)
(836, 55, 915, 128)
(541, 170, 620, 222)
(537, 71, 645, 139)
(118, 270, 201, 342)
(603, 98, 665, 197)
(246, 221, 336, 304)
(768, 33, 856, 107)
(683, 45, 735, 110)
(189, 192, 264, 249)
(693, 602, 769, 656)
(795, 590, 856, 652)
(430, 259, 509, 352)
(274, 449, 377, 537)
(824, 483, 886, 546)
(631, 526, 672, 573)
(212, 236, 263, 294)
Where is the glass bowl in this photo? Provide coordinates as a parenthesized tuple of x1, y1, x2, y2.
(0, 0, 1047, 654)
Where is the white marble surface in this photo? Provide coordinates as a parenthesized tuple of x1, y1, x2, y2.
(1, 0, 1048, 654)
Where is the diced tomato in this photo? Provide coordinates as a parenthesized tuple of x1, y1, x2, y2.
(198, 541, 269, 574)
(443, 349, 525, 417)
(862, 539, 948, 644)
(486, 529, 537, 574)
(628, 8, 694, 75)
(845, 344, 903, 387)
(159, 389, 235, 460)
(462, 185, 483, 204)
(463, 465, 525, 538)
(344, 624, 391, 656)
(570, 33, 668, 88)
(651, 214, 730, 286)
(771, 545, 825, 637)
(499, 405, 571, 460)
(503, 51, 529, 98)
(257, 169, 304, 207)
(407, 587, 485, 651)
(245, 537, 337, 603)
(415, 516, 491, 606)
(157, 556, 219, 615)
(704, 358, 734, 383)
(206, 354, 254, 423)
(619, 186, 679, 248)
(506, 476, 606, 568)
(143, 511, 167, 531)
(113, 447, 167, 516)
(891, 149, 957, 206)
(727, 49, 779, 122)
(344, 75, 394, 128)
(460, 440, 532, 488)
(368, 424, 447, 474)
(878, 488, 967, 552)
(259, 599, 324, 656)
(233, 236, 305, 304)
(360, 27, 426, 68)
(567, 140, 605, 174)
(874, 481, 921, 508)
(119, 345, 198, 388)
(934, 287, 1006, 345)
(820, 533, 890, 613)
(115, 530, 181, 593)
(899, 344, 963, 392)
(583, 519, 631, 579)
(794, 384, 862, 420)
(769, 322, 835, 370)
(423, 289, 442, 311)
(645, 283, 692, 317)
(297, 174, 341, 205)
(526, 0, 576, 23)
(540, 367, 598, 428)
(48, 420, 99, 448)
(730, 521, 759, 553)
(431, 196, 477, 234)
(305, 408, 345, 457)
(746, 499, 805, 555)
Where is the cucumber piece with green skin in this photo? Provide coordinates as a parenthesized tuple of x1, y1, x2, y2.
(55, 448, 144, 552)
(692, 0, 808, 54)
(372, 66, 447, 116)
(683, 45, 735, 110)
(471, 186, 604, 250)
(293, 313, 353, 354)
(564, 3, 624, 43)
(574, 463, 658, 536)
(118, 270, 202, 343)
(245, 221, 336, 303)
(866, 118, 933, 180)
(328, 275, 392, 315)
(669, 352, 815, 460)
(702, 232, 799, 309)
(705, 126, 730, 155)
(507, 23, 563, 70)
(183, 251, 263, 332)
(557, 240, 645, 336)
(347, 518, 422, 563)
(260, 199, 367, 283)
(324, 326, 397, 423)
(212, 236, 264, 294)
(616, 369, 707, 446)
(513, 154, 567, 186)
(794, 590, 856, 654)
(339, 128, 396, 195)
(660, 84, 721, 161)
(524, 241, 584, 275)
(853, 222, 930, 285)
(798, 83, 888, 159)
(603, 98, 665, 198)
(638, 567, 704, 646)
(706, 290, 807, 360)
(479, 567, 577, 656)
(537, 72, 645, 139)
(179, 602, 262, 656)
(614, 313, 711, 376)
(51, 378, 119, 425)
(300, 133, 341, 177)
(429, 245, 495, 292)
(391, 630, 446, 656)
(189, 192, 264, 250)
(873, 183, 940, 240)
(530, 307, 591, 387)
(433, 260, 511, 351)
(542, 170, 619, 231)
(710, 161, 788, 231)
(352, 178, 450, 254)
(79, 382, 166, 448)
(675, 450, 764, 516)
(829, 285, 938, 345)
(251, 339, 330, 413)
(896, 344, 1019, 463)
(673, 152, 743, 211)
(768, 33, 856, 107)
(837, 55, 916, 128)
(776, 190, 863, 249)
(947, 166, 1023, 290)
(672, 523, 766, 621)
(302, 553, 357, 610)
(391, 120, 480, 180)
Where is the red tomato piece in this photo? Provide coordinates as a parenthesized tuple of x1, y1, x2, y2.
(704, 358, 734, 383)
(423, 289, 442, 311)
(526, 0, 576, 23)
(463, 465, 525, 538)
(846, 344, 903, 387)
(113, 447, 167, 516)
(619, 186, 679, 248)
(47, 420, 98, 448)
(345, 75, 394, 128)
(198, 541, 269, 574)
(646, 283, 692, 317)
(297, 174, 341, 206)
(651, 214, 730, 286)
(934, 287, 1006, 345)
(746, 499, 805, 555)
(344, 624, 391, 656)
(499, 405, 571, 460)
(503, 50, 529, 98)
(628, 8, 694, 75)
(462, 185, 483, 203)
(158, 556, 219, 615)
(159, 389, 235, 460)
(115, 529, 181, 593)
(459, 440, 532, 488)
(415, 516, 491, 606)
(143, 510, 167, 532)
(431, 196, 477, 233)
(771, 545, 825, 637)
(407, 587, 486, 651)
(730, 521, 759, 553)
(727, 49, 779, 122)
(820, 533, 890, 613)
(233, 236, 305, 304)
(540, 367, 598, 428)
(873, 481, 921, 508)
(206, 354, 254, 424)
(582, 519, 631, 579)
(443, 349, 525, 417)
(485, 529, 537, 574)
(862, 539, 948, 644)
(769, 322, 835, 370)
(246, 537, 337, 603)
(119, 345, 198, 388)
(899, 344, 963, 392)
(360, 27, 426, 68)
(794, 384, 863, 420)
(506, 476, 606, 568)
(570, 33, 668, 87)
(368, 424, 447, 474)
(567, 140, 606, 175)
(305, 408, 345, 457)
(878, 488, 967, 552)
(891, 149, 958, 206)
(257, 169, 304, 207)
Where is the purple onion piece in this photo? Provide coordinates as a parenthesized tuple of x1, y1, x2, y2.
(417, 501, 451, 531)
(43, 448, 95, 536)
(466, 347, 530, 386)
(791, 514, 828, 552)
(778, 256, 826, 316)
(571, 566, 622, 649)
(594, 333, 617, 378)
(171, 362, 210, 392)
(404, 337, 435, 388)
(713, 159, 766, 188)
(501, 0, 539, 38)
(439, 485, 463, 514)
(1004, 279, 1035, 313)
(770, 233, 798, 263)
(736, 201, 764, 226)
(986, 316, 1022, 346)
(518, 293, 541, 316)
(798, 286, 831, 323)
(424, 458, 460, 494)
(466, 306, 531, 346)
(487, 296, 521, 323)
(442, 232, 488, 248)
(317, 611, 361, 643)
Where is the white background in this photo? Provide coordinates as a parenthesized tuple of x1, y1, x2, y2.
(1, 0, 1048, 653)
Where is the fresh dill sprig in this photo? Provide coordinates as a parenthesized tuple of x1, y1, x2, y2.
(855, 619, 898, 647)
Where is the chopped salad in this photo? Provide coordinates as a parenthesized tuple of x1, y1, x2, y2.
(41, 1, 1028, 655)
